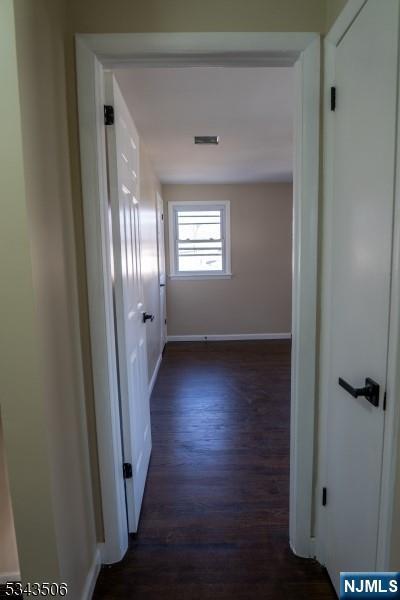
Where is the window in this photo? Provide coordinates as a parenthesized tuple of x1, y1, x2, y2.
(168, 201, 231, 278)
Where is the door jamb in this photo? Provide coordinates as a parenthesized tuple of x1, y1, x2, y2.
(316, 0, 400, 569)
(155, 191, 167, 354)
(75, 32, 320, 564)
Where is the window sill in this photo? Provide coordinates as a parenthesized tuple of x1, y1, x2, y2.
(169, 273, 233, 281)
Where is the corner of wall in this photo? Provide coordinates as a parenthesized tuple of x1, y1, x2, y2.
(325, 0, 349, 33)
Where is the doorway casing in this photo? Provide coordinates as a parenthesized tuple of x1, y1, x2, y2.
(75, 32, 320, 564)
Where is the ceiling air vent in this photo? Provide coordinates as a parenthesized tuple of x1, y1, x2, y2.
(194, 136, 220, 145)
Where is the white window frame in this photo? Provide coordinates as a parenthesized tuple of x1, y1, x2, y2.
(168, 200, 231, 280)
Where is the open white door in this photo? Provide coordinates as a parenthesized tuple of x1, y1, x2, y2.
(105, 74, 152, 533)
(156, 192, 167, 352)
(324, 0, 399, 591)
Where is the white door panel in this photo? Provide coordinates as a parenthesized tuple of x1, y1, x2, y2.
(156, 192, 167, 350)
(325, 0, 399, 592)
(106, 74, 152, 533)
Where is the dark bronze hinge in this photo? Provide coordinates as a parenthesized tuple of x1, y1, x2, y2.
(123, 462, 133, 479)
(330, 87, 336, 112)
(104, 105, 115, 126)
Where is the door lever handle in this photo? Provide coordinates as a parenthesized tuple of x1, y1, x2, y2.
(142, 312, 154, 323)
(338, 377, 380, 407)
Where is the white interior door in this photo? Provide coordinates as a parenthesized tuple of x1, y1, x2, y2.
(156, 191, 167, 351)
(105, 74, 152, 533)
(324, 0, 399, 591)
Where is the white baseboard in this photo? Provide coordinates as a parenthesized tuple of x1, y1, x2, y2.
(81, 546, 101, 600)
(167, 333, 292, 342)
(0, 571, 20, 585)
(149, 353, 162, 396)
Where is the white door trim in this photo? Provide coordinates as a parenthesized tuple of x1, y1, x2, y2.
(289, 37, 320, 557)
(75, 40, 128, 565)
(378, 20, 400, 568)
(155, 191, 167, 352)
(75, 31, 320, 564)
(316, 0, 400, 569)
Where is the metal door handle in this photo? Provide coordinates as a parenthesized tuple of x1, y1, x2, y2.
(338, 377, 380, 407)
(142, 312, 154, 323)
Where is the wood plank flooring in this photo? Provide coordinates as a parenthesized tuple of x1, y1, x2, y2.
(93, 340, 336, 599)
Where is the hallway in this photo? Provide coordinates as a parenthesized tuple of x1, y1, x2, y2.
(93, 341, 335, 599)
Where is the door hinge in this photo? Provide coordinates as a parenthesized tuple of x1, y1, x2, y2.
(104, 105, 115, 126)
(165, 318, 167, 324)
(123, 462, 133, 479)
(161, 213, 164, 221)
(330, 87, 336, 112)
(383, 391, 387, 411)
(322, 487, 327, 506)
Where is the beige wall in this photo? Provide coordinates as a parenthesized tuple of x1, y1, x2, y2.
(163, 184, 292, 336)
(0, 414, 19, 579)
(326, 0, 348, 30)
(68, 0, 327, 34)
(0, 0, 60, 584)
(139, 145, 163, 379)
(0, 0, 97, 594)
(14, 0, 98, 590)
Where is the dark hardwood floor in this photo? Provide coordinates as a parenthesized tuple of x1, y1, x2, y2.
(93, 340, 336, 599)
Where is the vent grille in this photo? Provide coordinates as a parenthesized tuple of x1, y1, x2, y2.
(194, 136, 220, 145)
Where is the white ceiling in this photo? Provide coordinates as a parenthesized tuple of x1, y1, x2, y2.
(115, 66, 294, 185)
